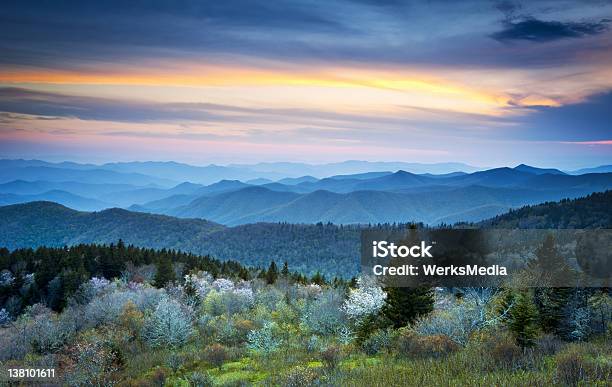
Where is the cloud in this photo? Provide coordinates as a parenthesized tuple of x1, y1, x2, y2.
(1, 0, 609, 72)
(491, 17, 610, 42)
(510, 91, 612, 142)
(0, 87, 506, 132)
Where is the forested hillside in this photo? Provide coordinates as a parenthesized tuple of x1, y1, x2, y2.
(480, 190, 612, 229)
(0, 202, 366, 276)
(2, 191, 611, 277)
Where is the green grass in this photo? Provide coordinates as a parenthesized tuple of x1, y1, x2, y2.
(112, 333, 610, 386)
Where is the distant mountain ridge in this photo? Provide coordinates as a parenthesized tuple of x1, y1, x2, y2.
(140, 169, 612, 225)
(569, 165, 612, 175)
(2, 159, 612, 224)
(514, 164, 566, 175)
(1, 191, 610, 276)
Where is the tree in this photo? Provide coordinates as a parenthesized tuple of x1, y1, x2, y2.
(247, 321, 281, 354)
(281, 261, 289, 277)
(382, 286, 434, 328)
(265, 261, 278, 284)
(342, 276, 387, 321)
(154, 256, 176, 287)
(534, 287, 572, 334)
(380, 224, 434, 328)
(142, 296, 193, 348)
(311, 271, 325, 285)
(507, 291, 539, 348)
(98, 242, 125, 279)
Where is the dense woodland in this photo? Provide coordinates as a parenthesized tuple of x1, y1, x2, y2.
(479, 190, 612, 229)
(0, 242, 343, 317)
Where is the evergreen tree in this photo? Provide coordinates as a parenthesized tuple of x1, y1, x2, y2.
(99, 242, 126, 279)
(154, 256, 176, 287)
(238, 267, 251, 281)
(534, 287, 572, 334)
(281, 261, 289, 277)
(530, 235, 574, 334)
(311, 271, 325, 285)
(508, 291, 539, 348)
(265, 261, 278, 284)
(381, 224, 434, 328)
(382, 286, 434, 328)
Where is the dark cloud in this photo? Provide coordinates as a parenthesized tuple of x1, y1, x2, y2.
(1, 0, 609, 71)
(491, 17, 610, 42)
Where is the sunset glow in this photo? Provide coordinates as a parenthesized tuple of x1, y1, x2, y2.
(1, 0, 611, 168)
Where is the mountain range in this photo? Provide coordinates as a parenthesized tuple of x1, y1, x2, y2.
(1, 159, 612, 225)
(1, 191, 609, 276)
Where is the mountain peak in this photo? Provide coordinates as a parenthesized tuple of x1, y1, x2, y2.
(514, 164, 566, 175)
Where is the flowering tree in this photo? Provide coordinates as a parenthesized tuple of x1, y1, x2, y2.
(247, 321, 281, 354)
(342, 276, 387, 321)
(183, 271, 213, 300)
(212, 278, 235, 292)
(142, 296, 194, 348)
(412, 288, 512, 346)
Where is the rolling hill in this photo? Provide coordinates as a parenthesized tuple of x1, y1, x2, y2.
(0, 190, 111, 211)
(0, 201, 223, 251)
(1, 191, 610, 276)
(153, 177, 612, 225)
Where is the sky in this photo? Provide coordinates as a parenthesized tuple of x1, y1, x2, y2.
(0, 0, 611, 169)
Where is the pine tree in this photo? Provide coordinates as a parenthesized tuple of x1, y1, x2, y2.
(281, 261, 289, 277)
(534, 287, 572, 334)
(154, 256, 176, 287)
(382, 286, 434, 328)
(508, 291, 539, 348)
(238, 267, 251, 281)
(381, 224, 434, 328)
(311, 271, 325, 285)
(265, 261, 278, 284)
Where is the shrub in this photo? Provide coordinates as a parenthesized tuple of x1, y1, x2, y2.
(284, 366, 319, 387)
(336, 326, 355, 345)
(205, 343, 228, 369)
(63, 339, 122, 386)
(362, 328, 395, 355)
(300, 290, 345, 335)
(412, 288, 510, 347)
(536, 333, 563, 355)
(320, 345, 342, 370)
(165, 352, 184, 373)
(0, 326, 28, 361)
(27, 312, 75, 354)
(555, 347, 588, 386)
(149, 367, 168, 387)
(119, 301, 144, 340)
(489, 336, 522, 370)
(233, 319, 255, 341)
(0, 308, 10, 326)
(189, 371, 214, 387)
(306, 335, 322, 353)
(397, 332, 458, 359)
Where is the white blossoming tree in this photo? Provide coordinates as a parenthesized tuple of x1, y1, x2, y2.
(142, 296, 194, 348)
(342, 276, 387, 321)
